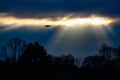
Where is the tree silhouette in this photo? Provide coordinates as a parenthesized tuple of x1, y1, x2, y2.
(99, 43, 113, 59)
(1, 40, 120, 80)
(0, 46, 7, 60)
(114, 47, 120, 59)
(0, 37, 26, 63)
(80, 43, 120, 80)
(7, 37, 26, 63)
(19, 42, 47, 63)
(99, 43, 120, 60)
(82, 55, 110, 70)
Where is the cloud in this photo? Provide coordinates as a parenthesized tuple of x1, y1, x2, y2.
(0, 0, 120, 18)
(0, 13, 116, 29)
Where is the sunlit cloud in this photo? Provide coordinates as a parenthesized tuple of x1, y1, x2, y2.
(0, 13, 116, 29)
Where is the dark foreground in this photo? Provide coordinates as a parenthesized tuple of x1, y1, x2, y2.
(0, 40, 120, 80)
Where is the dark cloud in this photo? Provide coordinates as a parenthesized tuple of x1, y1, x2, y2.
(0, 0, 120, 18)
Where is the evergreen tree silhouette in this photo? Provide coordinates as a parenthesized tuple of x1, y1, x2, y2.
(19, 42, 47, 63)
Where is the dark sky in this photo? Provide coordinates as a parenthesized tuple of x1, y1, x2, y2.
(0, 0, 120, 58)
(0, 0, 120, 18)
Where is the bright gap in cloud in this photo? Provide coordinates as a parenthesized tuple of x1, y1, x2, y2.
(0, 13, 115, 29)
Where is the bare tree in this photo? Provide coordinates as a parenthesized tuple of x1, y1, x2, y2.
(7, 37, 26, 63)
(99, 43, 113, 59)
(0, 46, 8, 61)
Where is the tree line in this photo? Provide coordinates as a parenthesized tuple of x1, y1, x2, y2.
(0, 37, 120, 80)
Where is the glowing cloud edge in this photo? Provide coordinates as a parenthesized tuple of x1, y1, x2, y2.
(0, 13, 116, 28)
